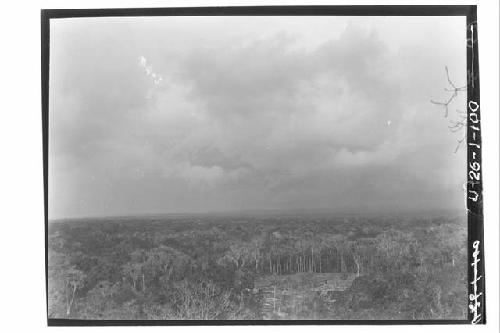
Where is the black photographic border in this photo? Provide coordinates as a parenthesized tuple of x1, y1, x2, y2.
(41, 5, 483, 326)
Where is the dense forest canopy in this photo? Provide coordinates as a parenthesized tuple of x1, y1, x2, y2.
(48, 212, 467, 320)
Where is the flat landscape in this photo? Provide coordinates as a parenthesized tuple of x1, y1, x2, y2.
(48, 211, 467, 320)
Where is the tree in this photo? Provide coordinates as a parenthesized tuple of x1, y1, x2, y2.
(222, 242, 249, 269)
(79, 280, 119, 319)
(431, 66, 467, 153)
(122, 246, 191, 293)
(48, 250, 86, 317)
(249, 235, 266, 271)
(148, 279, 237, 320)
(144, 246, 191, 288)
(122, 261, 143, 291)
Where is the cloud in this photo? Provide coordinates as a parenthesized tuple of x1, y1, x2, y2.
(48, 17, 467, 218)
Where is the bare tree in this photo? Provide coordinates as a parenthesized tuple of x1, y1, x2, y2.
(431, 66, 467, 153)
(48, 250, 86, 317)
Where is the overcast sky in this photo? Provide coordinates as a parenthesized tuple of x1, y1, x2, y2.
(49, 16, 467, 219)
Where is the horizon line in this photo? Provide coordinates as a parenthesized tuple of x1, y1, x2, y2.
(48, 207, 466, 222)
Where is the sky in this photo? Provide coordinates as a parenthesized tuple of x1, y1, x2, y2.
(49, 16, 467, 219)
